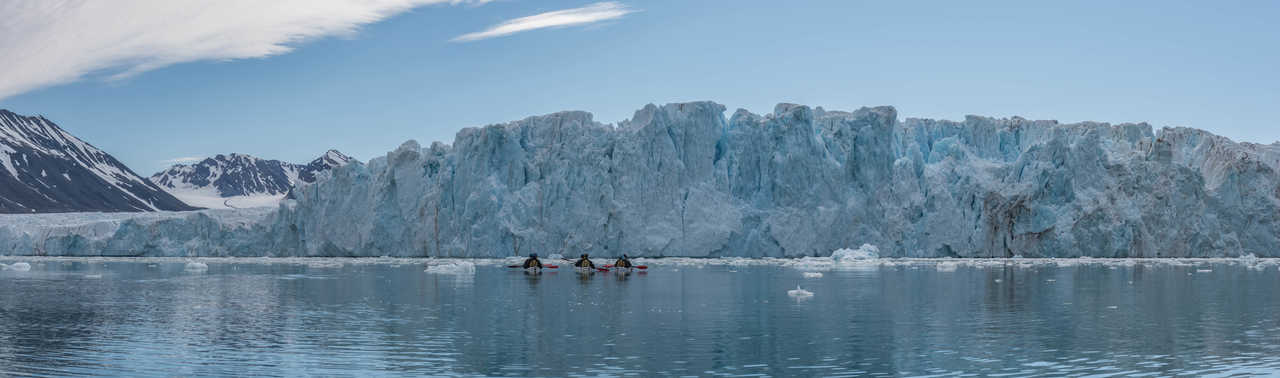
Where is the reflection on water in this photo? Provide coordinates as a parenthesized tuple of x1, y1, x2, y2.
(1, 258, 1279, 376)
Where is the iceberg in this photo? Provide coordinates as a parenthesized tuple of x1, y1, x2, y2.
(184, 261, 209, 272)
(1, 101, 1278, 258)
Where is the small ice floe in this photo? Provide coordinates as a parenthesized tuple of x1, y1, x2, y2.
(6, 262, 32, 272)
(184, 261, 209, 272)
(424, 261, 476, 275)
(784, 257, 835, 271)
(547, 253, 564, 260)
(994, 279, 1003, 283)
(787, 285, 814, 298)
(1107, 306, 1119, 309)
(85, 274, 103, 279)
(307, 261, 344, 269)
(802, 272, 824, 279)
(1045, 279, 1057, 282)
(1196, 269, 1213, 273)
(936, 262, 959, 272)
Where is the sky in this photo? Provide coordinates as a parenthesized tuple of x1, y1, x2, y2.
(1, 0, 1277, 174)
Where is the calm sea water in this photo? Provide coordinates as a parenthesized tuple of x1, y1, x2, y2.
(2, 257, 1279, 376)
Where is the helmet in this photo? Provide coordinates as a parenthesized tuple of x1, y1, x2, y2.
(530, 253, 538, 258)
(581, 253, 589, 258)
(622, 254, 628, 259)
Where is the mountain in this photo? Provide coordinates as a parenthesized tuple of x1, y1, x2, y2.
(0, 109, 196, 213)
(2, 101, 1279, 257)
(150, 150, 352, 209)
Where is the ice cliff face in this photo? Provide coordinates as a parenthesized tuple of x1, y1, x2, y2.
(3, 102, 1278, 257)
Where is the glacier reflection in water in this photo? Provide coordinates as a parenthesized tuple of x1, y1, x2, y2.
(1, 257, 1279, 376)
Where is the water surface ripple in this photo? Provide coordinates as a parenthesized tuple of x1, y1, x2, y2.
(1, 258, 1278, 376)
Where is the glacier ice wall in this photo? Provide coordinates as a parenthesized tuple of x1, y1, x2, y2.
(3, 101, 1279, 257)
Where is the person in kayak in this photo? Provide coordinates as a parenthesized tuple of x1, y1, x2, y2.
(522, 253, 543, 269)
(613, 254, 633, 269)
(573, 253, 595, 269)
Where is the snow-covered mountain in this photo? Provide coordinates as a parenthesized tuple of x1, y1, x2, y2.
(0, 109, 196, 213)
(150, 150, 352, 209)
(4, 101, 1280, 258)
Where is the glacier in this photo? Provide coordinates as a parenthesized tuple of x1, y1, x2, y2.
(1, 101, 1278, 258)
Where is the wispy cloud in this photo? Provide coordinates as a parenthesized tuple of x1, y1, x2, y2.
(452, 2, 636, 42)
(160, 157, 205, 165)
(0, 0, 489, 101)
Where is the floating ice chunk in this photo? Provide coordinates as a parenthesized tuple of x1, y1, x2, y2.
(0, 263, 6, 270)
(425, 261, 476, 275)
(783, 257, 835, 271)
(935, 262, 958, 272)
(831, 244, 880, 261)
(307, 261, 344, 269)
(184, 261, 209, 272)
(85, 274, 102, 279)
(787, 286, 813, 298)
(993, 279, 1003, 283)
(802, 272, 823, 278)
(1196, 269, 1213, 273)
(546, 254, 564, 260)
(8, 262, 31, 271)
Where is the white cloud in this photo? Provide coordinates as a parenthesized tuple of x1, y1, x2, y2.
(452, 2, 635, 42)
(0, 0, 486, 101)
(160, 157, 205, 165)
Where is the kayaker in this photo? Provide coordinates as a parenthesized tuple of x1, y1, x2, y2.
(522, 253, 543, 269)
(613, 254, 633, 269)
(573, 253, 595, 269)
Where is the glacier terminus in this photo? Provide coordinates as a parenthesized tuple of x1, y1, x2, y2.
(2, 102, 1277, 258)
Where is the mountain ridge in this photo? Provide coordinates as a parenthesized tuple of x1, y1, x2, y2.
(150, 149, 353, 209)
(0, 109, 196, 213)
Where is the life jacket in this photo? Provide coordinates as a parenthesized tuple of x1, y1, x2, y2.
(523, 258, 542, 269)
(574, 258, 594, 268)
(614, 258, 632, 268)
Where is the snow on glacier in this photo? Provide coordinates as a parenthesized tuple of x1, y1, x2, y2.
(1, 101, 1279, 258)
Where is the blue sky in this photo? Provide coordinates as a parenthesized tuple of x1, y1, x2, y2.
(1, 0, 1277, 174)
